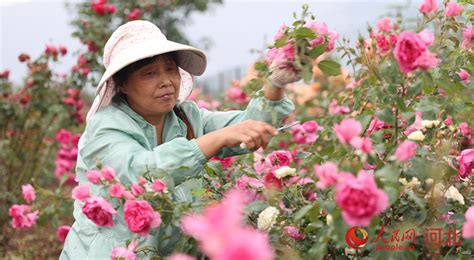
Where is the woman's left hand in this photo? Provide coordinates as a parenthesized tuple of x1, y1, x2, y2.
(268, 62, 302, 88)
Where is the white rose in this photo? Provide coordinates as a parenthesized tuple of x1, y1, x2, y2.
(399, 177, 421, 190)
(257, 206, 279, 231)
(425, 183, 445, 200)
(425, 178, 434, 186)
(326, 214, 333, 225)
(422, 120, 440, 129)
(274, 166, 296, 179)
(408, 130, 425, 141)
(444, 186, 465, 205)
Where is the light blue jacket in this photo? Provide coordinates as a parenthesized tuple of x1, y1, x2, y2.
(60, 91, 294, 259)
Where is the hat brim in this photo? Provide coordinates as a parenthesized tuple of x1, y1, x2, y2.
(95, 39, 207, 95)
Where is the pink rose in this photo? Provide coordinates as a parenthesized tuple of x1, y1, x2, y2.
(413, 51, 439, 70)
(419, 0, 438, 14)
(108, 183, 126, 198)
(9, 204, 39, 229)
(458, 69, 471, 83)
(123, 191, 135, 200)
(72, 183, 90, 201)
(462, 26, 473, 49)
(266, 150, 292, 170)
(110, 240, 138, 260)
(305, 190, 317, 201)
(131, 183, 145, 197)
(458, 149, 474, 178)
(168, 253, 195, 260)
(254, 150, 270, 175)
(395, 140, 418, 162)
(329, 99, 350, 115)
(445, 1, 464, 17)
(45, 44, 58, 56)
(273, 24, 287, 41)
(101, 166, 116, 181)
(404, 112, 423, 136)
(86, 170, 102, 184)
(367, 116, 391, 135)
(336, 171, 389, 226)
(283, 226, 305, 240)
(226, 87, 248, 104)
(326, 31, 339, 52)
(236, 175, 265, 202)
(266, 42, 296, 66)
(418, 29, 435, 46)
(314, 162, 338, 189)
(333, 118, 362, 144)
(314, 162, 352, 189)
(459, 122, 472, 137)
(291, 121, 322, 144)
(263, 172, 282, 191)
(444, 115, 453, 126)
(124, 200, 161, 236)
(21, 184, 36, 203)
(55, 129, 71, 144)
(462, 207, 474, 238)
(305, 20, 328, 34)
(394, 31, 438, 73)
(82, 197, 116, 227)
(350, 137, 373, 154)
(181, 190, 273, 260)
(57, 225, 71, 243)
(151, 179, 166, 193)
(210, 156, 236, 170)
(376, 17, 391, 32)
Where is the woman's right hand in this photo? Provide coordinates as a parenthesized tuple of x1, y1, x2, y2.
(218, 119, 278, 150)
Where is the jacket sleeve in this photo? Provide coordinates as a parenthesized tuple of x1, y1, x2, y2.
(79, 114, 207, 186)
(199, 91, 295, 158)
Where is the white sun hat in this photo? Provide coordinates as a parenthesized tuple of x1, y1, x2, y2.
(86, 20, 207, 121)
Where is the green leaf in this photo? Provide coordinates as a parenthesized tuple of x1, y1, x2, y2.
(294, 27, 316, 39)
(293, 205, 312, 221)
(375, 165, 400, 183)
(375, 108, 396, 125)
(244, 200, 268, 215)
(254, 61, 268, 72)
(295, 150, 312, 159)
(308, 44, 327, 59)
(317, 60, 341, 76)
(301, 65, 313, 83)
(274, 36, 288, 48)
(308, 242, 327, 259)
(405, 190, 426, 208)
(384, 185, 399, 205)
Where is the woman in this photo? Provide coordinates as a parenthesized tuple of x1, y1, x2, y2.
(61, 20, 299, 259)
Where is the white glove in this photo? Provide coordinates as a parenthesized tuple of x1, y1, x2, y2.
(268, 62, 302, 88)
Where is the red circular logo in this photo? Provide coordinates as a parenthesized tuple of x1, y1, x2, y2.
(345, 226, 369, 249)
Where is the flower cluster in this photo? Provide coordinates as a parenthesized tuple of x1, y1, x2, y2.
(54, 129, 81, 185)
(8, 184, 38, 229)
(63, 88, 85, 124)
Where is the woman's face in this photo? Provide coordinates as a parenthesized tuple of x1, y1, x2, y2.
(120, 54, 181, 121)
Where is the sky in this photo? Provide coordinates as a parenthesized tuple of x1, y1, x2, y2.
(0, 0, 422, 92)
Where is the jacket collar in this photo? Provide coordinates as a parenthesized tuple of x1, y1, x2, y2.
(111, 93, 187, 142)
